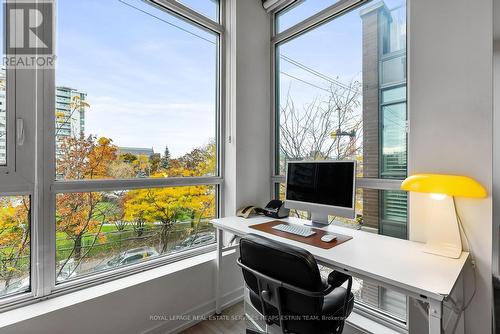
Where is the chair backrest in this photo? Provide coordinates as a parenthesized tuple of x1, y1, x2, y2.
(239, 234, 325, 318)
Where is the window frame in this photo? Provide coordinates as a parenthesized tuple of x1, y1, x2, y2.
(0, 0, 226, 311)
(271, 0, 409, 329)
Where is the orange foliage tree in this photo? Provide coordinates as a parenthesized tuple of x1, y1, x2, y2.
(56, 135, 117, 276)
(0, 197, 30, 286)
(123, 142, 216, 252)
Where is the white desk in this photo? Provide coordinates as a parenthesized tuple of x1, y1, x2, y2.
(211, 216, 469, 334)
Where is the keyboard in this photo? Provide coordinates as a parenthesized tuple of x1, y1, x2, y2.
(272, 224, 316, 237)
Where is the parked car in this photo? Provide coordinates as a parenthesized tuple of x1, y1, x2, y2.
(94, 246, 159, 272)
(172, 232, 216, 253)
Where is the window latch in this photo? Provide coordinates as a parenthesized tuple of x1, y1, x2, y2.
(16, 118, 25, 146)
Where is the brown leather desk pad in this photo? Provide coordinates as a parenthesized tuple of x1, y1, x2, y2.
(249, 220, 352, 250)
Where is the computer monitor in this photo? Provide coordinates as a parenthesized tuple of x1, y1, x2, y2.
(285, 160, 356, 225)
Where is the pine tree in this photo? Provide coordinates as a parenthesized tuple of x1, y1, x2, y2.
(160, 146, 171, 169)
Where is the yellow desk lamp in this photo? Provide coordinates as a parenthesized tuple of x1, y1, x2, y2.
(401, 174, 487, 258)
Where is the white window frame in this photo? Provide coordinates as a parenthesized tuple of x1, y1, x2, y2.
(270, 0, 409, 330)
(0, 0, 226, 311)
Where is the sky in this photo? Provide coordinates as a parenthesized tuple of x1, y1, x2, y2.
(56, 0, 218, 158)
(56, 0, 405, 158)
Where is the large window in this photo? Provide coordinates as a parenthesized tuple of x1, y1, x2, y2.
(53, 0, 221, 284)
(274, 0, 407, 325)
(55, 0, 218, 181)
(0, 0, 223, 308)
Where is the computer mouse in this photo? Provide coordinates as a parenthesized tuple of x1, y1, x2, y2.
(321, 234, 337, 242)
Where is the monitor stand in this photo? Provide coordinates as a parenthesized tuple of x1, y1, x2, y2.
(304, 212, 330, 228)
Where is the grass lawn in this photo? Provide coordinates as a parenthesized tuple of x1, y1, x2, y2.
(55, 221, 213, 262)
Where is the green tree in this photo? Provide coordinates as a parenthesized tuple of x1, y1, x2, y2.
(160, 146, 171, 170)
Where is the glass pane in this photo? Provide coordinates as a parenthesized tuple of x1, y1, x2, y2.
(381, 103, 407, 179)
(380, 190, 407, 238)
(381, 56, 406, 85)
(380, 3, 406, 55)
(361, 189, 407, 238)
(276, 0, 341, 33)
(0, 4, 6, 166)
(177, 0, 219, 22)
(357, 279, 407, 321)
(381, 86, 405, 104)
(0, 196, 30, 297)
(55, 186, 216, 282)
(276, 0, 407, 179)
(56, 0, 218, 181)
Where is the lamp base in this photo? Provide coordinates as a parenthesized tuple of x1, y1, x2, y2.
(422, 196, 463, 259)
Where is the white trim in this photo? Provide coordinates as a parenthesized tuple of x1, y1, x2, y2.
(273, 0, 369, 45)
(150, 0, 223, 33)
(272, 176, 403, 191)
(262, 0, 295, 13)
(51, 176, 223, 193)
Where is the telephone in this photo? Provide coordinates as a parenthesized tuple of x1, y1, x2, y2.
(236, 200, 289, 219)
(236, 206, 259, 219)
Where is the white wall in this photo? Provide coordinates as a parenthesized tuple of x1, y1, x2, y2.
(224, 0, 272, 216)
(493, 0, 500, 330)
(408, 0, 493, 333)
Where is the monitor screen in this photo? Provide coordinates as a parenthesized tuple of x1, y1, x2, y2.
(286, 161, 355, 209)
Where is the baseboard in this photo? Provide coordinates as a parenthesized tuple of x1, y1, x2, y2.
(141, 287, 244, 334)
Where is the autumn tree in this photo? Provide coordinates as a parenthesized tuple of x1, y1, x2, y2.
(149, 154, 161, 174)
(123, 143, 216, 252)
(56, 135, 118, 276)
(0, 197, 30, 287)
(123, 185, 214, 253)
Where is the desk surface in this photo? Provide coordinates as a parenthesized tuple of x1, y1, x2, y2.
(211, 216, 469, 301)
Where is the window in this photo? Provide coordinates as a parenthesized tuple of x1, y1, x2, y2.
(0, 196, 30, 298)
(55, 0, 218, 181)
(55, 186, 216, 281)
(53, 0, 221, 286)
(274, 0, 407, 325)
(0, 0, 224, 308)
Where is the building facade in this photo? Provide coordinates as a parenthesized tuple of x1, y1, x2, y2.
(361, 2, 407, 239)
(55, 86, 87, 157)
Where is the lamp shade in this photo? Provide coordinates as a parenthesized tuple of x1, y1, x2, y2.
(400, 174, 487, 198)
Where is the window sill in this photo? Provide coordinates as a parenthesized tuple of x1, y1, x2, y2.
(0, 249, 229, 329)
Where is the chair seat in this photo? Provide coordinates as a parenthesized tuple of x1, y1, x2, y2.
(249, 287, 354, 334)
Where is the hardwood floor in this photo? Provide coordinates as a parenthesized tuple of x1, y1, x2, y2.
(180, 302, 247, 334)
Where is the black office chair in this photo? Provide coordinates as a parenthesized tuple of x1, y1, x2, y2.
(238, 234, 354, 334)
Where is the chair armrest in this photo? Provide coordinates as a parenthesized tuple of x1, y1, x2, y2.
(328, 271, 352, 288)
